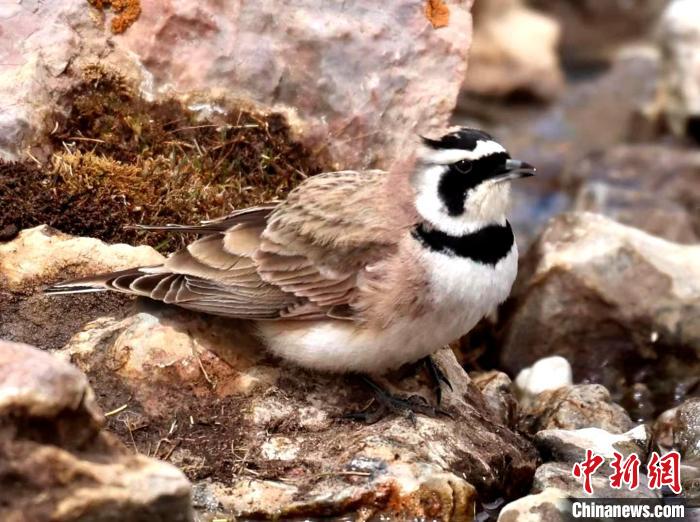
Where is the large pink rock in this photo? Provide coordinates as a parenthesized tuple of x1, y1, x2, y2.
(0, 0, 474, 168)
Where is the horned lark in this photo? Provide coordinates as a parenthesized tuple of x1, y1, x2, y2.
(47, 127, 534, 418)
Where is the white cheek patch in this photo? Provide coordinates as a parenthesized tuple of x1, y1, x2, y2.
(421, 139, 507, 165)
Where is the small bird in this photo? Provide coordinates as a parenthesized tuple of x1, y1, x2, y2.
(46, 127, 534, 419)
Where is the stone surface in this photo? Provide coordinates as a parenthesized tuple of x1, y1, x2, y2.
(527, 0, 670, 65)
(657, 0, 700, 138)
(0, 0, 474, 169)
(464, 0, 563, 101)
(654, 398, 700, 461)
(0, 225, 160, 350)
(497, 488, 569, 522)
(499, 212, 700, 418)
(471, 370, 518, 429)
(535, 425, 650, 464)
(514, 356, 572, 400)
(0, 340, 193, 522)
(456, 48, 661, 248)
(0, 225, 163, 291)
(570, 144, 700, 244)
(519, 384, 635, 435)
(56, 303, 538, 519)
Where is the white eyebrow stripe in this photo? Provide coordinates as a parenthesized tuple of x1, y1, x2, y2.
(422, 139, 507, 164)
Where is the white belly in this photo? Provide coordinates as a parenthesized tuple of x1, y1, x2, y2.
(256, 245, 518, 374)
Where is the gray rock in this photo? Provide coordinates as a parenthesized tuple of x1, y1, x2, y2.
(0, 340, 193, 522)
(499, 212, 700, 419)
(520, 384, 635, 435)
(471, 370, 518, 428)
(570, 144, 700, 244)
(498, 488, 570, 522)
(535, 425, 650, 464)
(464, 0, 563, 102)
(654, 398, 700, 460)
(0, 227, 538, 520)
(527, 0, 669, 66)
(0, 0, 474, 169)
(657, 0, 700, 138)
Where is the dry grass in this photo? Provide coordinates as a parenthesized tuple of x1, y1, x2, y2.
(0, 65, 328, 251)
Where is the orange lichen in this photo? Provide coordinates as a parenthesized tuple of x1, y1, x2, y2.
(88, 0, 141, 34)
(425, 0, 450, 29)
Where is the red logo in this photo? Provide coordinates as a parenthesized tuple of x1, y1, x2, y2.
(648, 451, 682, 494)
(572, 450, 681, 495)
(609, 451, 641, 490)
(572, 449, 605, 495)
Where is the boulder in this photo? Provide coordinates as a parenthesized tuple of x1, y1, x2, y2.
(0, 222, 540, 519)
(463, 0, 563, 102)
(0, 0, 474, 169)
(657, 0, 700, 139)
(57, 304, 538, 519)
(520, 385, 635, 435)
(653, 399, 700, 461)
(499, 212, 700, 419)
(497, 488, 569, 522)
(526, 0, 670, 66)
(534, 425, 650, 464)
(0, 225, 161, 350)
(471, 370, 518, 428)
(570, 144, 700, 244)
(0, 340, 193, 522)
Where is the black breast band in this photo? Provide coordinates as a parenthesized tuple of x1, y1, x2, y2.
(412, 221, 514, 265)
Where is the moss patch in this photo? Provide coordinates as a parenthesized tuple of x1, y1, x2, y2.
(1, 65, 327, 251)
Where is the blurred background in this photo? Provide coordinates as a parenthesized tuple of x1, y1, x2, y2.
(458, 0, 698, 250)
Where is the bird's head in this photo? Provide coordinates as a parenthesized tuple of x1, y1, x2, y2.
(411, 127, 535, 235)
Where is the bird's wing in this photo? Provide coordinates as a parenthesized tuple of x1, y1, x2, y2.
(47, 170, 413, 321)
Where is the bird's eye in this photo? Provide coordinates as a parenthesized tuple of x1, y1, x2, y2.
(454, 160, 472, 174)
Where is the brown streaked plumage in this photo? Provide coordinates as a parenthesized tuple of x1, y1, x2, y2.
(46, 128, 534, 376)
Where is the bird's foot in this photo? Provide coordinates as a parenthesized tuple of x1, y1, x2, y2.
(346, 376, 450, 425)
(422, 355, 453, 406)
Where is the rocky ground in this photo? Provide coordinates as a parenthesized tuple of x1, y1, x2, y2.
(1, 0, 700, 521)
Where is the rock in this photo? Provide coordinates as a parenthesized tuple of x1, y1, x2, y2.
(532, 462, 660, 499)
(57, 303, 538, 519)
(497, 488, 569, 522)
(0, 340, 193, 522)
(456, 48, 661, 248)
(520, 384, 635, 435)
(0, 226, 161, 350)
(535, 425, 650, 464)
(653, 399, 700, 460)
(0, 225, 163, 291)
(1, 0, 474, 169)
(526, 0, 670, 66)
(463, 0, 563, 102)
(657, 0, 700, 139)
(570, 145, 700, 244)
(471, 370, 518, 428)
(514, 356, 572, 399)
(499, 212, 700, 418)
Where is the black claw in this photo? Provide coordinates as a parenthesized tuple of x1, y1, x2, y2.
(423, 356, 453, 406)
(346, 377, 448, 424)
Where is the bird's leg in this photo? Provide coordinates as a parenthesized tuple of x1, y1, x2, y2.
(422, 355, 453, 406)
(346, 376, 447, 425)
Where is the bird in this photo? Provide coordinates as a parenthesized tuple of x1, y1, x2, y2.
(46, 127, 534, 420)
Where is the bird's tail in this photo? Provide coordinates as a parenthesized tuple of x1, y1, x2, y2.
(43, 267, 154, 296)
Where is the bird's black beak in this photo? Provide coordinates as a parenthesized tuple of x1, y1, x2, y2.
(492, 159, 536, 183)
